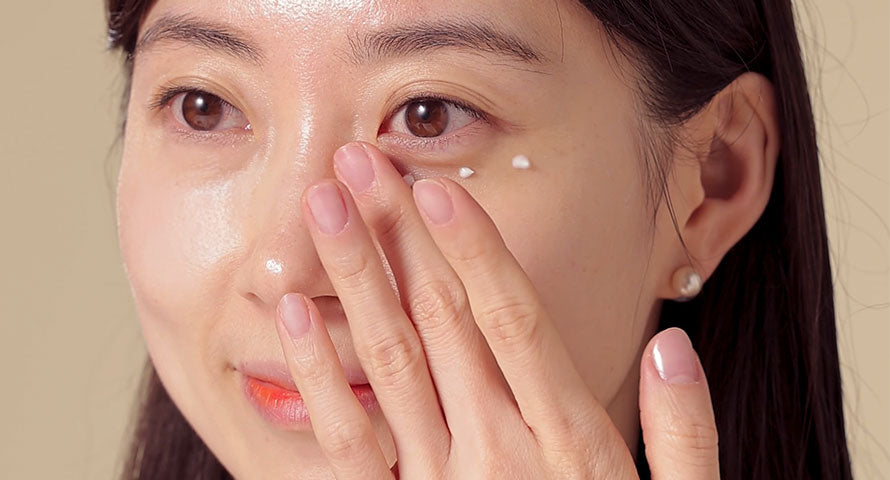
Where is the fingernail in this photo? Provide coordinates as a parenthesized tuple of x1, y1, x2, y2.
(279, 293, 310, 338)
(334, 144, 375, 194)
(652, 328, 700, 384)
(413, 180, 454, 225)
(307, 182, 348, 235)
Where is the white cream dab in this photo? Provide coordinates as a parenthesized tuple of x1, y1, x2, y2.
(265, 258, 283, 275)
(458, 167, 475, 178)
(512, 154, 531, 169)
(402, 173, 416, 186)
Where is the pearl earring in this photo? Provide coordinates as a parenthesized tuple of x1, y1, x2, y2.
(672, 266, 702, 301)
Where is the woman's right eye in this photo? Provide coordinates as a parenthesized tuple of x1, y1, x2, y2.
(169, 90, 250, 132)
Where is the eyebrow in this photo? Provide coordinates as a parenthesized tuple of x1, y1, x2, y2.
(347, 19, 548, 66)
(134, 14, 549, 68)
(134, 14, 264, 64)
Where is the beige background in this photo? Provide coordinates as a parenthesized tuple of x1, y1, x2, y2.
(0, 1, 886, 478)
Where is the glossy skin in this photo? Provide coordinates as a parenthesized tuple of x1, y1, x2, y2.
(116, 0, 779, 478)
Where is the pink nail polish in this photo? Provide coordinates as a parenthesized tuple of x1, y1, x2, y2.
(279, 293, 310, 338)
(307, 183, 348, 235)
(652, 328, 700, 384)
(413, 180, 454, 225)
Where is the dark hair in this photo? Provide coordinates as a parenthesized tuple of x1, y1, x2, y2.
(107, 1, 852, 478)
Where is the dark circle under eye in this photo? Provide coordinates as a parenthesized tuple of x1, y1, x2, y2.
(405, 100, 449, 137)
(181, 91, 224, 131)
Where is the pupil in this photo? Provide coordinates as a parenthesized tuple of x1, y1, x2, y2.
(405, 100, 449, 137)
(182, 92, 223, 131)
(195, 96, 209, 113)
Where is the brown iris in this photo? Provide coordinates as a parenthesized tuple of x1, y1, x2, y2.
(405, 100, 449, 137)
(181, 92, 224, 131)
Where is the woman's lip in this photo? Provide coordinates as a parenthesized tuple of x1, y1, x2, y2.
(241, 373, 378, 429)
(238, 359, 370, 389)
(239, 361, 299, 390)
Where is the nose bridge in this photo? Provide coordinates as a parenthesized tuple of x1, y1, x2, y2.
(235, 102, 350, 310)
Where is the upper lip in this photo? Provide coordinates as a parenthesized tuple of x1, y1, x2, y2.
(238, 360, 370, 391)
(239, 296, 369, 391)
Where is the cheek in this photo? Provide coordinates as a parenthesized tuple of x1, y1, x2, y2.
(116, 150, 244, 341)
(483, 148, 653, 403)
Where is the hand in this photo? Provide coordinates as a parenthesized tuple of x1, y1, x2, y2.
(274, 142, 720, 479)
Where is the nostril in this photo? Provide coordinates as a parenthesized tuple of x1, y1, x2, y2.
(245, 291, 262, 304)
(311, 294, 344, 316)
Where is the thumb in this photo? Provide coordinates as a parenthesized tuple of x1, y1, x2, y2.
(639, 327, 720, 480)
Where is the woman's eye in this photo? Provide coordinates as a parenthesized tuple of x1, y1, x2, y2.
(383, 98, 481, 139)
(170, 91, 249, 132)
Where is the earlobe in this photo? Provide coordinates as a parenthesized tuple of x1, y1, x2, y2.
(663, 72, 780, 296)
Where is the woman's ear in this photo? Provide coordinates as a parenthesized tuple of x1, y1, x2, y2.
(656, 72, 780, 298)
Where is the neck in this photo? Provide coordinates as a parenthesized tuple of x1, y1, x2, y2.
(606, 358, 642, 461)
(606, 300, 663, 464)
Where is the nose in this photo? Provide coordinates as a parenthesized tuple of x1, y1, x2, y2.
(234, 137, 341, 311)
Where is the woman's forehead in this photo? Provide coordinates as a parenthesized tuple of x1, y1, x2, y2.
(138, 0, 568, 64)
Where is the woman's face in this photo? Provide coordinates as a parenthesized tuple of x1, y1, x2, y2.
(117, 0, 679, 477)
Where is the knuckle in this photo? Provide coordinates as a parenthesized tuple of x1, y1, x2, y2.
(476, 448, 534, 480)
(297, 359, 336, 392)
(472, 419, 511, 453)
(541, 430, 595, 476)
(548, 454, 593, 479)
(329, 248, 373, 286)
(322, 418, 374, 462)
(370, 201, 409, 246)
(473, 449, 512, 479)
(408, 279, 470, 332)
(542, 429, 629, 480)
(480, 299, 540, 353)
(541, 412, 591, 450)
(658, 420, 720, 466)
(362, 333, 422, 387)
(448, 230, 493, 264)
(588, 450, 638, 480)
(479, 461, 508, 479)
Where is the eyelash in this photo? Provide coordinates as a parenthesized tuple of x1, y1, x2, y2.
(147, 85, 490, 151)
(379, 92, 488, 152)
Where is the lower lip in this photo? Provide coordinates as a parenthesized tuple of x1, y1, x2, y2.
(242, 375, 378, 429)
